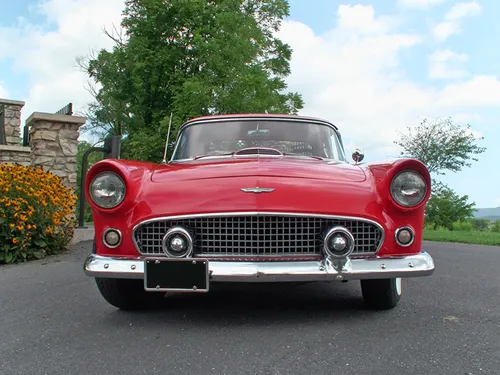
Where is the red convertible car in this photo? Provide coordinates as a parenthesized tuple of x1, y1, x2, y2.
(83, 114, 435, 310)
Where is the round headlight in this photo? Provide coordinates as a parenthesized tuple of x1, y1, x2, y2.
(390, 170, 427, 207)
(90, 172, 126, 208)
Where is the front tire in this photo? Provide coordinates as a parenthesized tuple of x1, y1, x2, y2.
(360, 278, 402, 310)
(95, 278, 166, 310)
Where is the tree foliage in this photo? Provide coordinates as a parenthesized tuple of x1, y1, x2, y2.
(394, 117, 487, 228)
(424, 181, 476, 230)
(79, 0, 304, 161)
(394, 117, 486, 175)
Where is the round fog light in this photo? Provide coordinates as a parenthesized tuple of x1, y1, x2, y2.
(323, 226, 355, 258)
(170, 236, 186, 252)
(162, 227, 194, 258)
(395, 227, 414, 247)
(103, 229, 122, 248)
(331, 235, 348, 251)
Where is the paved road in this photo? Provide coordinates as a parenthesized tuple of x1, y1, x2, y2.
(1, 241, 499, 375)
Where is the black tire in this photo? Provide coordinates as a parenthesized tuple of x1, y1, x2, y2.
(360, 278, 402, 310)
(95, 278, 166, 310)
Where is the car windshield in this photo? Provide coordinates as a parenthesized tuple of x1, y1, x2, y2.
(171, 119, 346, 161)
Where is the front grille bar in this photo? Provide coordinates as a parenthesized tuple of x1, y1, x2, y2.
(133, 213, 384, 258)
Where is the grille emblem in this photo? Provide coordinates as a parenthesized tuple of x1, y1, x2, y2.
(240, 187, 275, 194)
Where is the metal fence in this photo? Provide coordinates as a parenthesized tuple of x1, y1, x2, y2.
(54, 102, 73, 116)
(0, 105, 5, 145)
(23, 102, 73, 146)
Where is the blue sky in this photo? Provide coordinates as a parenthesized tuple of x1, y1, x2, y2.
(1, 0, 499, 208)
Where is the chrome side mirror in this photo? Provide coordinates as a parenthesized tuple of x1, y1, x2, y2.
(352, 149, 364, 164)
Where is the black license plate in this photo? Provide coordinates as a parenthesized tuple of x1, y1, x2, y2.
(144, 258, 209, 292)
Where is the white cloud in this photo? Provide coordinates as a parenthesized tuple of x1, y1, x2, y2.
(428, 49, 469, 79)
(453, 112, 482, 124)
(398, 0, 448, 8)
(446, 1, 482, 19)
(275, 5, 499, 157)
(336, 5, 392, 35)
(437, 75, 500, 107)
(433, 1, 482, 41)
(0, 0, 126, 126)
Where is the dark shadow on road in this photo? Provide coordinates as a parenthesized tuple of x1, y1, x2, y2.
(97, 281, 394, 328)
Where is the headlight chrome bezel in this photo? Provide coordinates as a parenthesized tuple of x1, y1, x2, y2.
(89, 171, 126, 209)
(390, 170, 428, 208)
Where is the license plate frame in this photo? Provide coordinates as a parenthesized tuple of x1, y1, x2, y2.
(144, 258, 209, 292)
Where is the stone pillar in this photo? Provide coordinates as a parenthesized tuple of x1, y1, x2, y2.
(0, 98, 25, 145)
(26, 112, 86, 192)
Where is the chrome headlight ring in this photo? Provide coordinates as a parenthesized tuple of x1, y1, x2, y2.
(89, 171, 126, 209)
(390, 170, 427, 208)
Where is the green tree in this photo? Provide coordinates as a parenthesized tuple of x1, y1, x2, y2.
(79, 0, 303, 161)
(394, 117, 486, 175)
(394, 117, 487, 229)
(424, 182, 476, 230)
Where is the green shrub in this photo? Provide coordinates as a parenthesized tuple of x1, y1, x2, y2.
(492, 221, 500, 233)
(471, 218, 491, 232)
(452, 220, 473, 231)
(0, 164, 77, 264)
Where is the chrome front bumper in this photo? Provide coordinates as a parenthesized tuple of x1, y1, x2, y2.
(83, 252, 435, 283)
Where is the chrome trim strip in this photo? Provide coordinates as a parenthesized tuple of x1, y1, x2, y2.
(178, 116, 340, 131)
(192, 254, 323, 259)
(131, 211, 386, 255)
(83, 252, 435, 282)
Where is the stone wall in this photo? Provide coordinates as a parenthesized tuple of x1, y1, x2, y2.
(0, 99, 24, 145)
(0, 145, 31, 166)
(0, 98, 86, 192)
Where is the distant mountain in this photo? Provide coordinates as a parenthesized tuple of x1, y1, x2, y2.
(474, 207, 500, 222)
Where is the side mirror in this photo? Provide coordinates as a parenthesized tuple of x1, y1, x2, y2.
(352, 149, 364, 164)
(103, 135, 122, 159)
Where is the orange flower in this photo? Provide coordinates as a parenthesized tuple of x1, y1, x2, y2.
(1, 163, 77, 263)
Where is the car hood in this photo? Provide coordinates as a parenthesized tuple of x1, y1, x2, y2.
(150, 158, 366, 183)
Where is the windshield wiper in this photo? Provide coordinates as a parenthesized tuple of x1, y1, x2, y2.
(192, 151, 325, 161)
(193, 152, 234, 160)
(283, 153, 325, 161)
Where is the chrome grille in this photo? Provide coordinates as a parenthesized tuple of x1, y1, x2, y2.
(134, 214, 384, 257)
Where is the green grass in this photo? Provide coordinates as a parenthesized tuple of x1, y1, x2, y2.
(424, 230, 500, 246)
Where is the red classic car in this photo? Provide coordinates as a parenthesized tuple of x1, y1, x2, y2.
(83, 114, 435, 310)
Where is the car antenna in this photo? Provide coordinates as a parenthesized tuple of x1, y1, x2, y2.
(161, 112, 173, 165)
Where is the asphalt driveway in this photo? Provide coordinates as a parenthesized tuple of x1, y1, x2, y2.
(0, 241, 499, 375)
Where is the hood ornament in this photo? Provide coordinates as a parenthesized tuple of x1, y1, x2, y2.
(240, 187, 275, 194)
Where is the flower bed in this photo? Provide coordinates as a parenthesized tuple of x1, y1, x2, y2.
(0, 164, 77, 264)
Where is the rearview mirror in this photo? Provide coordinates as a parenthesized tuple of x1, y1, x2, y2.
(352, 149, 364, 164)
(247, 129, 270, 137)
